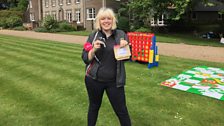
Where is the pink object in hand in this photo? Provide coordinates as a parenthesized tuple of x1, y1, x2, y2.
(84, 42, 93, 51)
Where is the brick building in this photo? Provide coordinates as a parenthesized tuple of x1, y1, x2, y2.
(29, 0, 43, 22)
(28, 0, 128, 31)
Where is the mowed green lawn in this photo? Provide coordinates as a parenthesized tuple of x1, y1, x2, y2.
(0, 34, 224, 126)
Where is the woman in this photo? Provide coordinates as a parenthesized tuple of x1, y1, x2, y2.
(82, 7, 131, 126)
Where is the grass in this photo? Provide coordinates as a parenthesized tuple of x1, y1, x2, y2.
(57, 31, 91, 36)
(157, 34, 224, 47)
(57, 31, 224, 47)
(0, 34, 224, 126)
(156, 33, 224, 47)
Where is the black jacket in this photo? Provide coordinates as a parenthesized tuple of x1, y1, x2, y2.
(81, 29, 129, 87)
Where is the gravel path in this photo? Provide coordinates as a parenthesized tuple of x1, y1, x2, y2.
(0, 30, 224, 63)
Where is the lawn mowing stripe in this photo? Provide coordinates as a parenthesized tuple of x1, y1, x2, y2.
(0, 39, 82, 57)
(0, 36, 79, 51)
(0, 43, 81, 62)
(0, 41, 82, 58)
(0, 51, 86, 113)
(0, 40, 119, 125)
(1, 35, 224, 126)
(0, 61, 84, 88)
(0, 57, 86, 105)
(0, 45, 85, 79)
(0, 78, 44, 124)
(0, 37, 82, 54)
(125, 62, 179, 82)
(0, 48, 85, 85)
(0, 42, 82, 65)
(0, 77, 86, 126)
(1, 42, 165, 87)
(0, 48, 85, 79)
(2, 41, 179, 84)
(0, 34, 82, 50)
(0, 64, 86, 103)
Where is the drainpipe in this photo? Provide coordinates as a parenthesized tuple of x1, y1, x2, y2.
(83, 0, 86, 28)
(38, 0, 43, 21)
(102, 0, 106, 8)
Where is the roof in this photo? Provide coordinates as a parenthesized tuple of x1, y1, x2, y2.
(193, 0, 224, 11)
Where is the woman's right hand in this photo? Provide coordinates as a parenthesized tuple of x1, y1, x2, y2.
(88, 40, 104, 61)
(92, 40, 104, 53)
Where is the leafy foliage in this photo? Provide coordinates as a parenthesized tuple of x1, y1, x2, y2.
(0, 12, 22, 28)
(58, 21, 76, 32)
(33, 27, 48, 32)
(117, 16, 130, 32)
(0, 10, 23, 17)
(17, 0, 28, 11)
(36, 16, 76, 33)
(135, 27, 152, 33)
(6, 15, 22, 28)
(128, 0, 191, 22)
(12, 26, 27, 31)
(126, 0, 221, 31)
(42, 15, 58, 30)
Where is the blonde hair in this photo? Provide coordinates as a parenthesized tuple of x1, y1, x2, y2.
(94, 7, 117, 30)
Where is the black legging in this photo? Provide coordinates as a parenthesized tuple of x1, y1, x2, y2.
(85, 76, 131, 126)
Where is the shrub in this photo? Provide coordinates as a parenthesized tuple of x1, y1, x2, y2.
(6, 16, 22, 28)
(77, 25, 86, 31)
(0, 10, 23, 28)
(12, 26, 26, 31)
(0, 10, 23, 18)
(135, 27, 151, 33)
(58, 21, 76, 32)
(0, 18, 6, 28)
(34, 27, 48, 32)
(49, 28, 61, 33)
(42, 15, 58, 30)
(17, 0, 29, 12)
(117, 16, 130, 32)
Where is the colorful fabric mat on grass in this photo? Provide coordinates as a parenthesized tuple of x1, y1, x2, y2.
(161, 66, 224, 101)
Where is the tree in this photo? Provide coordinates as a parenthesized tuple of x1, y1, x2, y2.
(17, 0, 28, 11)
(129, 0, 191, 21)
(7, 0, 18, 8)
(128, 0, 219, 29)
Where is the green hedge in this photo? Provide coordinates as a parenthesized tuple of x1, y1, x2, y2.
(0, 10, 23, 18)
(35, 16, 76, 33)
(58, 21, 76, 32)
(0, 16, 22, 28)
(117, 16, 130, 32)
(0, 10, 23, 28)
(135, 27, 151, 33)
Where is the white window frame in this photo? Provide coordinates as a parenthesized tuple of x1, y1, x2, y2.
(29, 0, 32, 8)
(151, 14, 167, 27)
(218, 13, 223, 20)
(191, 12, 197, 20)
(45, 0, 49, 7)
(66, 0, 71, 4)
(52, 11, 57, 20)
(45, 11, 50, 18)
(75, 9, 81, 23)
(75, 0, 80, 3)
(30, 13, 35, 21)
(66, 10, 73, 22)
(52, 0, 56, 7)
(87, 8, 95, 20)
(59, 0, 63, 5)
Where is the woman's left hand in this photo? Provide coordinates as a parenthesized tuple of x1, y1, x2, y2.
(120, 39, 128, 48)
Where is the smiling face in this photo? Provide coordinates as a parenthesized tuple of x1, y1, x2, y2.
(95, 8, 117, 31)
(100, 16, 113, 31)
